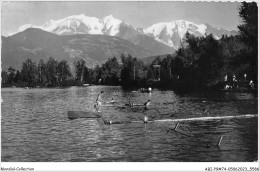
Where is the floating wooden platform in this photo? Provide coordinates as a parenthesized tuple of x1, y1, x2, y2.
(68, 111, 101, 119)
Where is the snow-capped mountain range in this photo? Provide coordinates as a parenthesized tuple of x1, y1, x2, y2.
(17, 14, 138, 37)
(15, 14, 237, 50)
(2, 14, 237, 70)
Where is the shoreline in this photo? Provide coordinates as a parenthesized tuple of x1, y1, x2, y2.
(1, 84, 257, 94)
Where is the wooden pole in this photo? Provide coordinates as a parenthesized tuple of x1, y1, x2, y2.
(174, 123, 180, 131)
(217, 136, 223, 147)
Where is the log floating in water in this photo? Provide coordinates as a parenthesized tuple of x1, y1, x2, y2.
(153, 114, 257, 123)
(67, 111, 101, 119)
(104, 114, 257, 125)
(101, 104, 147, 107)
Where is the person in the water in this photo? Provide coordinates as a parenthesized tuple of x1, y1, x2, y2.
(95, 91, 104, 112)
(144, 100, 151, 110)
(144, 100, 151, 106)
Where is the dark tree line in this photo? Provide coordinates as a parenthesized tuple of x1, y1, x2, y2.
(1, 55, 147, 88)
(74, 57, 121, 85)
(73, 55, 146, 86)
(2, 2, 257, 90)
(2, 57, 73, 87)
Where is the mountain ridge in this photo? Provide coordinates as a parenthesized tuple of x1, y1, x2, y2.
(11, 14, 237, 50)
(1, 28, 156, 70)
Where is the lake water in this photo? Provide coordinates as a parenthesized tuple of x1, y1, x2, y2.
(1, 86, 258, 162)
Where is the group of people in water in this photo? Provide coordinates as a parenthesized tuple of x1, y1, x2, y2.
(224, 74, 255, 90)
(94, 90, 151, 112)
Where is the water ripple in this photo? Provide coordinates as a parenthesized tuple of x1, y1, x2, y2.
(1, 86, 258, 162)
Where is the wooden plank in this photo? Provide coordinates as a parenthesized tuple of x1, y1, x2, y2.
(68, 111, 101, 119)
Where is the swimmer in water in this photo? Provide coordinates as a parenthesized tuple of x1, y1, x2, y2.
(144, 100, 151, 106)
(144, 100, 151, 110)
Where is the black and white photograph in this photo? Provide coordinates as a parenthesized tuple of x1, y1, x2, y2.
(1, 0, 258, 171)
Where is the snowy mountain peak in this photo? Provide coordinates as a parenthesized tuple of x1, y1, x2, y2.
(70, 14, 100, 25)
(143, 20, 210, 48)
(39, 14, 103, 35)
(103, 15, 122, 25)
(102, 15, 122, 36)
(103, 15, 115, 21)
(36, 14, 126, 35)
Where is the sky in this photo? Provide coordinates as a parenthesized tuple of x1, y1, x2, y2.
(1, 1, 242, 36)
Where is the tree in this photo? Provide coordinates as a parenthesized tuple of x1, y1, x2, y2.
(1, 71, 8, 87)
(95, 65, 104, 84)
(88, 66, 99, 84)
(121, 54, 132, 84)
(220, 35, 248, 77)
(176, 33, 225, 87)
(21, 59, 37, 87)
(238, 2, 258, 80)
(171, 57, 184, 79)
(146, 66, 155, 80)
(14, 70, 21, 85)
(57, 60, 72, 86)
(38, 59, 46, 85)
(198, 34, 223, 84)
(121, 54, 145, 85)
(74, 59, 86, 84)
(102, 57, 121, 84)
(238, 2, 258, 50)
(160, 55, 173, 81)
(46, 57, 58, 86)
(7, 67, 16, 85)
(82, 66, 90, 84)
